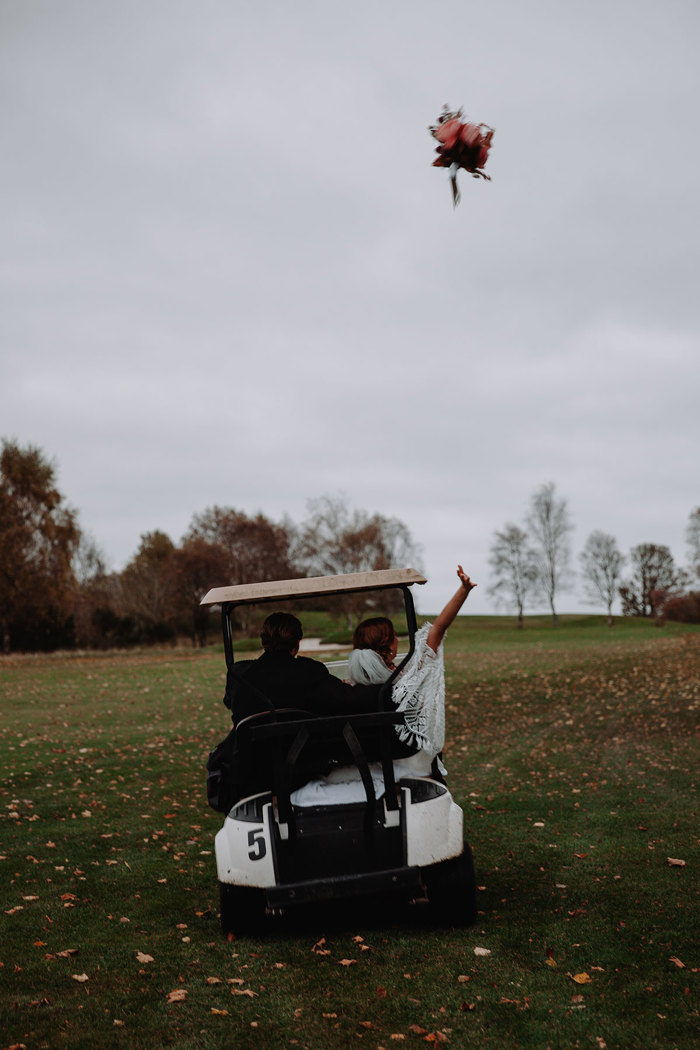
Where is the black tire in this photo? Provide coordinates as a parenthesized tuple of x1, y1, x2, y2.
(423, 843, 477, 927)
(219, 882, 266, 937)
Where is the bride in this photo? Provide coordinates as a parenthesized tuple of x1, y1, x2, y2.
(291, 566, 476, 804)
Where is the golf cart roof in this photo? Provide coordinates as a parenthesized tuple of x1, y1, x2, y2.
(200, 568, 426, 607)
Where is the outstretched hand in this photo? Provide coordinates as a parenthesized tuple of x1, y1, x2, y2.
(457, 565, 477, 593)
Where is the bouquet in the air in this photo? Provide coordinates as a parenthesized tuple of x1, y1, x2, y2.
(429, 106, 494, 206)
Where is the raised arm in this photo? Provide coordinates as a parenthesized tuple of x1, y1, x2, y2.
(426, 565, 477, 653)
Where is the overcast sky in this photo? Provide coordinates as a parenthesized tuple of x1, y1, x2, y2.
(1, 0, 698, 615)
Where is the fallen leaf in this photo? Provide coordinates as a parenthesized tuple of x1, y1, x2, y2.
(545, 959, 558, 968)
(136, 952, 154, 964)
(71, 973, 89, 983)
(473, 947, 491, 957)
(231, 987, 257, 997)
(409, 1024, 428, 1034)
(376, 986, 387, 998)
(390, 1036, 406, 1042)
(206, 976, 222, 984)
(57, 949, 79, 958)
(458, 975, 470, 983)
(359, 1021, 374, 1029)
(113, 1020, 124, 1027)
(6, 906, 24, 915)
(166, 989, 187, 1003)
(323, 1013, 338, 1018)
(211, 1008, 229, 1016)
(571, 972, 592, 984)
(667, 857, 686, 867)
(669, 956, 685, 968)
(338, 958, 357, 967)
(23, 895, 39, 901)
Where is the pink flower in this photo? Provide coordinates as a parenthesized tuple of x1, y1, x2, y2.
(429, 106, 494, 206)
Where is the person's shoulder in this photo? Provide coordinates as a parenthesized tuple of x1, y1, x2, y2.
(295, 656, 330, 676)
(231, 658, 256, 672)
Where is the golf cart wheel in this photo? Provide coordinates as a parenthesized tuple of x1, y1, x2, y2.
(219, 882, 265, 937)
(424, 842, 477, 927)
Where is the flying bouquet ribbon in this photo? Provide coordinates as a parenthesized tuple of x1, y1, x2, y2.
(429, 106, 494, 206)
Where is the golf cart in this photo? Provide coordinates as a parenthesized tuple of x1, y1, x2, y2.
(202, 569, 476, 934)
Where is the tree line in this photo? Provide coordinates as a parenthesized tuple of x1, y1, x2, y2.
(0, 441, 421, 653)
(488, 482, 700, 628)
(1, 441, 698, 653)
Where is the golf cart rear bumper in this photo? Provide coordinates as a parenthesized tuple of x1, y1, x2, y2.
(265, 865, 423, 907)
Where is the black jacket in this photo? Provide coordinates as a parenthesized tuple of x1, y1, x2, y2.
(223, 650, 382, 724)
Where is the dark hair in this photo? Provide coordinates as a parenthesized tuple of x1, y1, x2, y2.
(352, 616, 396, 663)
(260, 612, 303, 652)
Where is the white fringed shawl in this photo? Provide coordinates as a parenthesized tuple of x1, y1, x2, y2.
(390, 622, 445, 761)
(349, 622, 445, 762)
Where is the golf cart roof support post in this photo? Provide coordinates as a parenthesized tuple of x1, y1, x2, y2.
(222, 602, 235, 672)
(379, 583, 419, 704)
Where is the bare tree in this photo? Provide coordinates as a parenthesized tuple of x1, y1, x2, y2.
(293, 495, 422, 626)
(687, 507, 700, 581)
(578, 531, 624, 625)
(72, 533, 110, 647)
(525, 482, 573, 626)
(487, 524, 538, 628)
(619, 543, 682, 618)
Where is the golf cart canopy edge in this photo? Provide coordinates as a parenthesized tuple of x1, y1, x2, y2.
(200, 568, 427, 607)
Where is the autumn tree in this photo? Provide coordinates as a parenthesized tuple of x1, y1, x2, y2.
(170, 537, 229, 646)
(293, 495, 422, 626)
(525, 482, 573, 626)
(0, 440, 80, 652)
(119, 530, 177, 642)
(185, 506, 296, 585)
(618, 543, 682, 618)
(578, 531, 625, 626)
(487, 524, 538, 628)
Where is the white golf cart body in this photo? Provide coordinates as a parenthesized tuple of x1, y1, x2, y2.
(201, 569, 475, 930)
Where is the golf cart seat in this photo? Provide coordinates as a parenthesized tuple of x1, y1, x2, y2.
(234, 707, 408, 828)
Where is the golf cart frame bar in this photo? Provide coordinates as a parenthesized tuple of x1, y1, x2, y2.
(200, 568, 427, 675)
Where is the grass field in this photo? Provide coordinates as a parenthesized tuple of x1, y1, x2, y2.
(1, 616, 698, 1049)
